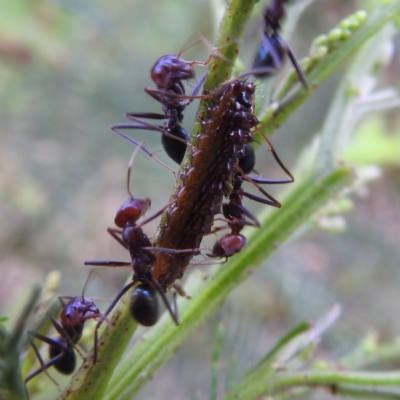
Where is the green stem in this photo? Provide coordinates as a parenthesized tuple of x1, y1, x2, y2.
(341, 335, 400, 370)
(221, 369, 400, 400)
(210, 324, 224, 400)
(1, 285, 41, 400)
(202, 0, 258, 91)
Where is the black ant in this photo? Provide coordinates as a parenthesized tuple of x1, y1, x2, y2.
(25, 291, 102, 391)
(84, 145, 200, 363)
(209, 126, 294, 259)
(252, 0, 308, 88)
(111, 36, 227, 165)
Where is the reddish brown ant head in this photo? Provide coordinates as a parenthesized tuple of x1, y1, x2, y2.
(114, 197, 151, 228)
(61, 297, 100, 327)
(151, 55, 195, 90)
(212, 233, 247, 258)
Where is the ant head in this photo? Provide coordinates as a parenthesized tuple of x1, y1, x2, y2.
(212, 233, 246, 258)
(114, 197, 151, 228)
(264, 0, 287, 31)
(115, 140, 151, 228)
(61, 297, 100, 328)
(151, 54, 195, 90)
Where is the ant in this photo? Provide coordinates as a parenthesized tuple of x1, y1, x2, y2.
(252, 0, 308, 88)
(111, 36, 228, 165)
(84, 145, 200, 362)
(209, 131, 294, 259)
(25, 288, 102, 391)
(208, 173, 255, 259)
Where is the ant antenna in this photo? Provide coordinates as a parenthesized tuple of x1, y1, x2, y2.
(126, 141, 146, 199)
(178, 32, 232, 67)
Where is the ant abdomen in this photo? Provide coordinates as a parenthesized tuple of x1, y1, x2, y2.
(130, 284, 159, 327)
(162, 125, 189, 164)
(253, 34, 286, 74)
(48, 339, 76, 375)
(238, 144, 255, 175)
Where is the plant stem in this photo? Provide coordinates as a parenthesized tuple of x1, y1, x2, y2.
(221, 369, 400, 400)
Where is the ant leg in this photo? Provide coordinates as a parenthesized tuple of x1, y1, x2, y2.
(230, 204, 261, 227)
(110, 125, 176, 176)
(172, 291, 179, 323)
(266, 34, 289, 70)
(286, 46, 308, 88)
(243, 190, 281, 207)
(125, 112, 166, 120)
(255, 132, 294, 184)
(25, 332, 66, 390)
(124, 117, 187, 146)
(107, 228, 126, 249)
(143, 247, 201, 256)
(148, 274, 179, 326)
(249, 175, 294, 185)
(191, 72, 207, 97)
(136, 199, 177, 228)
(93, 281, 135, 364)
(208, 224, 229, 235)
(184, 256, 226, 269)
(155, 71, 207, 109)
(172, 282, 190, 299)
(114, 117, 196, 152)
(256, 32, 308, 88)
(236, 171, 281, 207)
(47, 315, 85, 360)
(183, 32, 233, 66)
(144, 87, 210, 105)
(84, 260, 131, 267)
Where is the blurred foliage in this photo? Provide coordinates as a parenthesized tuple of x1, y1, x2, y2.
(344, 116, 400, 165)
(0, 0, 400, 399)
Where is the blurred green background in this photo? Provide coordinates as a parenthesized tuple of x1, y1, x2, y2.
(1, 0, 400, 399)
